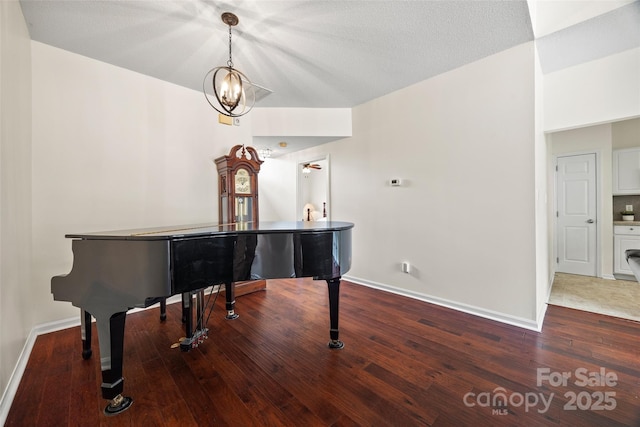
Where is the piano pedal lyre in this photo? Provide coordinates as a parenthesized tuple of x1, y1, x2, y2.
(179, 327, 209, 351)
(104, 394, 133, 416)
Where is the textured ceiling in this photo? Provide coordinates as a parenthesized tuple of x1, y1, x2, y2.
(21, 0, 536, 108)
(18, 0, 640, 155)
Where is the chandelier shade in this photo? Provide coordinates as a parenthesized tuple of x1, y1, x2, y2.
(203, 12, 255, 118)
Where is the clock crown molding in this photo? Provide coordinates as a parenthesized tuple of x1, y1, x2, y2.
(215, 144, 262, 225)
(214, 144, 263, 173)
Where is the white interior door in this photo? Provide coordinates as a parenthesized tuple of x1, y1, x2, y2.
(556, 153, 597, 276)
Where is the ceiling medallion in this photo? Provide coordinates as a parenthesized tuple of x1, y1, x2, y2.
(203, 12, 255, 117)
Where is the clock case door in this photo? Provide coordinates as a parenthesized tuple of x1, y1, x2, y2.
(214, 145, 263, 225)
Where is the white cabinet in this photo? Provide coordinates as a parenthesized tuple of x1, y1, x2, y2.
(614, 225, 640, 276)
(613, 148, 640, 195)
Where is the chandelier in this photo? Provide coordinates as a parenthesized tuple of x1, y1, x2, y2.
(203, 12, 255, 117)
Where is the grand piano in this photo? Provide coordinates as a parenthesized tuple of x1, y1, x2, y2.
(51, 221, 353, 415)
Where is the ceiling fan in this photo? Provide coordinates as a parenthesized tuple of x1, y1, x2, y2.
(302, 163, 322, 174)
(303, 163, 322, 170)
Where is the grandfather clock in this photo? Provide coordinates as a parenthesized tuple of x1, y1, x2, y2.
(215, 145, 263, 225)
(214, 145, 265, 296)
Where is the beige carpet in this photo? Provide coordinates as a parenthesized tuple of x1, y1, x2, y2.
(549, 273, 640, 322)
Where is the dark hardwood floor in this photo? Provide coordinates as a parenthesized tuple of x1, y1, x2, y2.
(5, 279, 640, 426)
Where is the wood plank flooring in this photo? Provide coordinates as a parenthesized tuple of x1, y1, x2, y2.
(5, 279, 640, 426)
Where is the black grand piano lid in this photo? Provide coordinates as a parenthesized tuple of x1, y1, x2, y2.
(64, 220, 354, 240)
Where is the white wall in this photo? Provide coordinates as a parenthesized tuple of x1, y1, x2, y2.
(544, 47, 640, 132)
(612, 117, 640, 149)
(257, 157, 297, 221)
(0, 0, 32, 412)
(264, 43, 541, 327)
(30, 41, 254, 324)
(533, 42, 550, 324)
(252, 108, 352, 138)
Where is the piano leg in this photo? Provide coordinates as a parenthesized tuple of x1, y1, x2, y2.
(326, 278, 344, 349)
(159, 297, 167, 321)
(225, 282, 239, 320)
(96, 311, 133, 416)
(81, 309, 93, 360)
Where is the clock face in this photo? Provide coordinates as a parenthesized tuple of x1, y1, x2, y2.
(234, 168, 251, 194)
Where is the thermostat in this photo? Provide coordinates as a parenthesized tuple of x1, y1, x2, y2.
(390, 178, 402, 187)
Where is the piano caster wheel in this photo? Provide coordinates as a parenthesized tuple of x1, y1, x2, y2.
(328, 340, 344, 349)
(104, 394, 133, 416)
(225, 310, 239, 320)
(82, 349, 92, 360)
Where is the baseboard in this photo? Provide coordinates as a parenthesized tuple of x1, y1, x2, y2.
(0, 327, 37, 426)
(613, 273, 636, 281)
(537, 273, 556, 327)
(538, 282, 551, 328)
(536, 303, 549, 330)
(343, 275, 542, 332)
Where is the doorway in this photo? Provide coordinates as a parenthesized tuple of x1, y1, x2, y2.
(297, 156, 330, 221)
(555, 153, 598, 276)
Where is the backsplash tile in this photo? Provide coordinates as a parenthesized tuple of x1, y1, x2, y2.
(613, 195, 640, 220)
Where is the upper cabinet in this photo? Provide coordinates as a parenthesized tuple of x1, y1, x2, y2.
(613, 147, 640, 195)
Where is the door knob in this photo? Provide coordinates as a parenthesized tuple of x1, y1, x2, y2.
(586, 219, 595, 223)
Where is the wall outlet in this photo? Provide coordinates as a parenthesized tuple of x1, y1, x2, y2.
(401, 261, 411, 273)
(626, 205, 633, 212)
(390, 178, 402, 186)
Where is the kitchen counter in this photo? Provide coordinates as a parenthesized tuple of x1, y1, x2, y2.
(614, 221, 640, 226)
